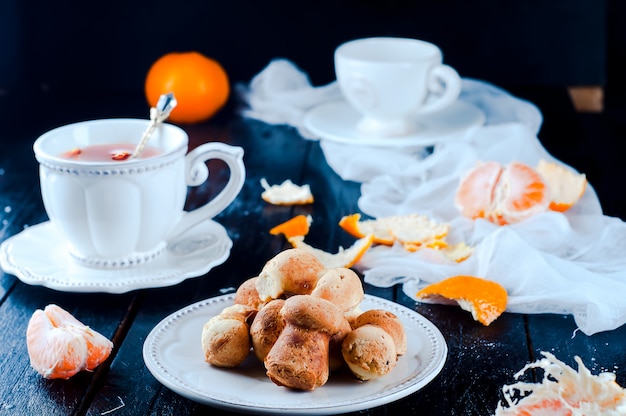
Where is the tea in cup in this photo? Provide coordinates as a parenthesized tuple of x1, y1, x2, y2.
(33, 118, 245, 268)
(334, 37, 462, 136)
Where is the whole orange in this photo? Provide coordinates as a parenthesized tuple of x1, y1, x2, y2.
(144, 51, 230, 124)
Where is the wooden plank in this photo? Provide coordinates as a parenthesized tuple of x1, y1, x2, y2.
(526, 313, 626, 386)
(0, 283, 134, 415)
(394, 290, 531, 415)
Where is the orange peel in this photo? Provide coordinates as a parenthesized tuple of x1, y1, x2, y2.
(339, 213, 395, 245)
(339, 213, 449, 248)
(269, 215, 312, 239)
(261, 178, 314, 205)
(416, 275, 507, 326)
(536, 159, 587, 212)
(441, 242, 474, 263)
(496, 351, 626, 415)
(287, 234, 374, 269)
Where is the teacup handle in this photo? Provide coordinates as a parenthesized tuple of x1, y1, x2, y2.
(168, 142, 245, 240)
(418, 64, 462, 114)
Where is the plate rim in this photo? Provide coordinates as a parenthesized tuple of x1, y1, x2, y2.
(143, 293, 448, 415)
(304, 99, 485, 147)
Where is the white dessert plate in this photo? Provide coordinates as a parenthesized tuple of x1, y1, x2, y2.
(143, 294, 447, 415)
(0, 220, 232, 293)
(304, 100, 485, 147)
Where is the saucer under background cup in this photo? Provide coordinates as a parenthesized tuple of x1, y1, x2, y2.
(304, 100, 485, 147)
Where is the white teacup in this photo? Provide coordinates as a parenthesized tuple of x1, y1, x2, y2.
(33, 119, 245, 268)
(335, 37, 462, 136)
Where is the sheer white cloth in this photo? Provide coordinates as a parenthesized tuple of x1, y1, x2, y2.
(238, 59, 626, 335)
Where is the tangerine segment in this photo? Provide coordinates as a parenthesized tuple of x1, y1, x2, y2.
(455, 161, 502, 219)
(536, 160, 587, 212)
(26, 304, 113, 379)
(493, 162, 550, 224)
(339, 213, 449, 247)
(261, 178, 314, 205)
(269, 215, 312, 239)
(456, 161, 550, 225)
(416, 275, 507, 326)
(287, 234, 374, 269)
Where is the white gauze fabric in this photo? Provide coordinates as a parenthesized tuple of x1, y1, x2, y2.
(238, 59, 626, 335)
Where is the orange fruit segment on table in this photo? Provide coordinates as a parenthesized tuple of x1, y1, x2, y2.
(261, 178, 314, 205)
(26, 304, 113, 379)
(456, 161, 550, 225)
(536, 159, 587, 212)
(145, 51, 230, 124)
(416, 275, 508, 326)
(269, 214, 312, 239)
(454, 161, 502, 220)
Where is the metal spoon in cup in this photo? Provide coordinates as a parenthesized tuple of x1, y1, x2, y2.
(131, 92, 178, 159)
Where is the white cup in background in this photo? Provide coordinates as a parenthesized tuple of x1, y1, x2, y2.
(335, 37, 462, 136)
(33, 119, 245, 268)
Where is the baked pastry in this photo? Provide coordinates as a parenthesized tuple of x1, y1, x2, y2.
(264, 295, 350, 390)
(200, 247, 408, 389)
(250, 299, 285, 362)
(342, 308, 407, 380)
(234, 276, 265, 310)
(310, 268, 364, 314)
(352, 309, 406, 355)
(255, 248, 326, 301)
(341, 324, 397, 381)
(201, 304, 256, 368)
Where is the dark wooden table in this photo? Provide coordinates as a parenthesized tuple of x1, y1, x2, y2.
(1, 88, 625, 416)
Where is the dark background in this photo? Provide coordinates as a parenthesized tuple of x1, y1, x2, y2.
(1, 0, 625, 218)
(0, 0, 612, 94)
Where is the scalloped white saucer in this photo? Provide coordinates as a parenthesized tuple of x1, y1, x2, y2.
(304, 100, 485, 147)
(0, 220, 232, 293)
(143, 294, 447, 415)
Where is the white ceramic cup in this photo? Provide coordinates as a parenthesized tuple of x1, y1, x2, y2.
(335, 37, 462, 136)
(33, 118, 245, 269)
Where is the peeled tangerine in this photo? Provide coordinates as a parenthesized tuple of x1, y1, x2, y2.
(416, 275, 508, 326)
(26, 304, 113, 379)
(455, 160, 587, 225)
